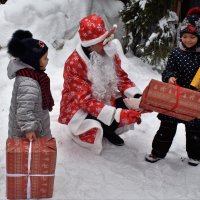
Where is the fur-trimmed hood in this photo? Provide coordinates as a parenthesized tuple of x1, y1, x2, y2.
(7, 58, 34, 79)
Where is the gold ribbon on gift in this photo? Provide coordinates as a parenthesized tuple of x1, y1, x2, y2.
(191, 67, 200, 90)
(6, 141, 55, 200)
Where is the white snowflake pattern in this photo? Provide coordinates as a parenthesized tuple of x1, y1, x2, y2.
(83, 32, 87, 37)
(68, 113, 74, 119)
(77, 94, 82, 99)
(70, 92, 75, 97)
(72, 68, 77, 74)
(61, 118, 67, 123)
(86, 21, 93, 27)
(65, 107, 72, 113)
(96, 107, 102, 113)
(73, 83, 77, 88)
(78, 63, 82, 68)
(77, 85, 83, 90)
(195, 19, 200, 35)
(88, 30, 92, 34)
(66, 77, 72, 82)
(181, 18, 189, 29)
(97, 24, 103, 32)
(66, 65, 71, 71)
(74, 56, 79, 61)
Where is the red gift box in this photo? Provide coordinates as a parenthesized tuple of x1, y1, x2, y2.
(6, 138, 57, 199)
(140, 79, 200, 121)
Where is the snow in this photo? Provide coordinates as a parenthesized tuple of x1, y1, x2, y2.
(158, 11, 178, 33)
(145, 33, 159, 47)
(1, 1, 200, 200)
(139, 0, 147, 10)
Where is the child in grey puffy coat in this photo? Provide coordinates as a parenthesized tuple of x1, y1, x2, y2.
(7, 30, 54, 141)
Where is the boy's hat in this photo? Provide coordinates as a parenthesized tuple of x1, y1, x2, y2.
(180, 7, 200, 38)
(8, 30, 48, 70)
(78, 14, 109, 47)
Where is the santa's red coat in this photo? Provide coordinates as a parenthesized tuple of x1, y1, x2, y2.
(58, 44, 140, 153)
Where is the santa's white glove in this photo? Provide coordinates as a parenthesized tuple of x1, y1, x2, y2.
(123, 97, 142, 111)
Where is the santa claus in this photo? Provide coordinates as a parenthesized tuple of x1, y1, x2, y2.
(58, 14, 142, 154)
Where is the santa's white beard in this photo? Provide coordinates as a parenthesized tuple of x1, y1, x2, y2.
(87, 51, 119, 105)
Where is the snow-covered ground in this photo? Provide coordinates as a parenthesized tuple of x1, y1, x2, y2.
(1, 1, 200, 200)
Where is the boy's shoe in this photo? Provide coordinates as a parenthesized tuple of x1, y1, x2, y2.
(104, 133, 124, 146)
(188, 158, 200, 166)
(145, 153, 162, 163)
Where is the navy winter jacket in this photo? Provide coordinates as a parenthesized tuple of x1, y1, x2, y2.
(158, 47, 200, 125)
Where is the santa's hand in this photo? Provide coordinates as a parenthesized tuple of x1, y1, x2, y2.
(124, 97, 152, 114)
(103, 24, 117, 46)
(114, 108, 141, 127)
(123, 97, 142, 111)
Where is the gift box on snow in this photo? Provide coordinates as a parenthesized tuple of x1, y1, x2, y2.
(139, 79, 200, 121)
(6, 138, 57, 199)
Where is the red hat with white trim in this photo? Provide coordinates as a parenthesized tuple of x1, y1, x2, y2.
(78, 14, 109, 47)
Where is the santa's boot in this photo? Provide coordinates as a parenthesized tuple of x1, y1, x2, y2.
(104, 132, 124, 146)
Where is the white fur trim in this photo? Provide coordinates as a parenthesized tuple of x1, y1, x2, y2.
(80, 31, 109, 47)
(70, 119, 103, 154)
(124, 87, 141, 98)
(97, 105, 116, 126)
(68, 109, 88, 134)
(114, 108, 122, 123)
(76, 44, 90, 66)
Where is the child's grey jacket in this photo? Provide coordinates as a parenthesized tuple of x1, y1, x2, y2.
(7, 58, 52, 138)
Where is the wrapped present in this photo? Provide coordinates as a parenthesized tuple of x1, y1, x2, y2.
(139, 79, 200, 121)
(191, 67, 200, 90)
(6, 138, 57, 199)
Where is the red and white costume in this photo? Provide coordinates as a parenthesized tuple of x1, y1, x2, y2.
(58, 14, 140, 154)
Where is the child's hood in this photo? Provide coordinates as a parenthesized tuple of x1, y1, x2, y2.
(7, 58, 34, 79)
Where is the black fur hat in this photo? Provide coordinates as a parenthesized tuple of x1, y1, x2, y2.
(8, 30, 48, 70)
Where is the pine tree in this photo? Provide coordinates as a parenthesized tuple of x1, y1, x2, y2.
(120, 0, 178, 72)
